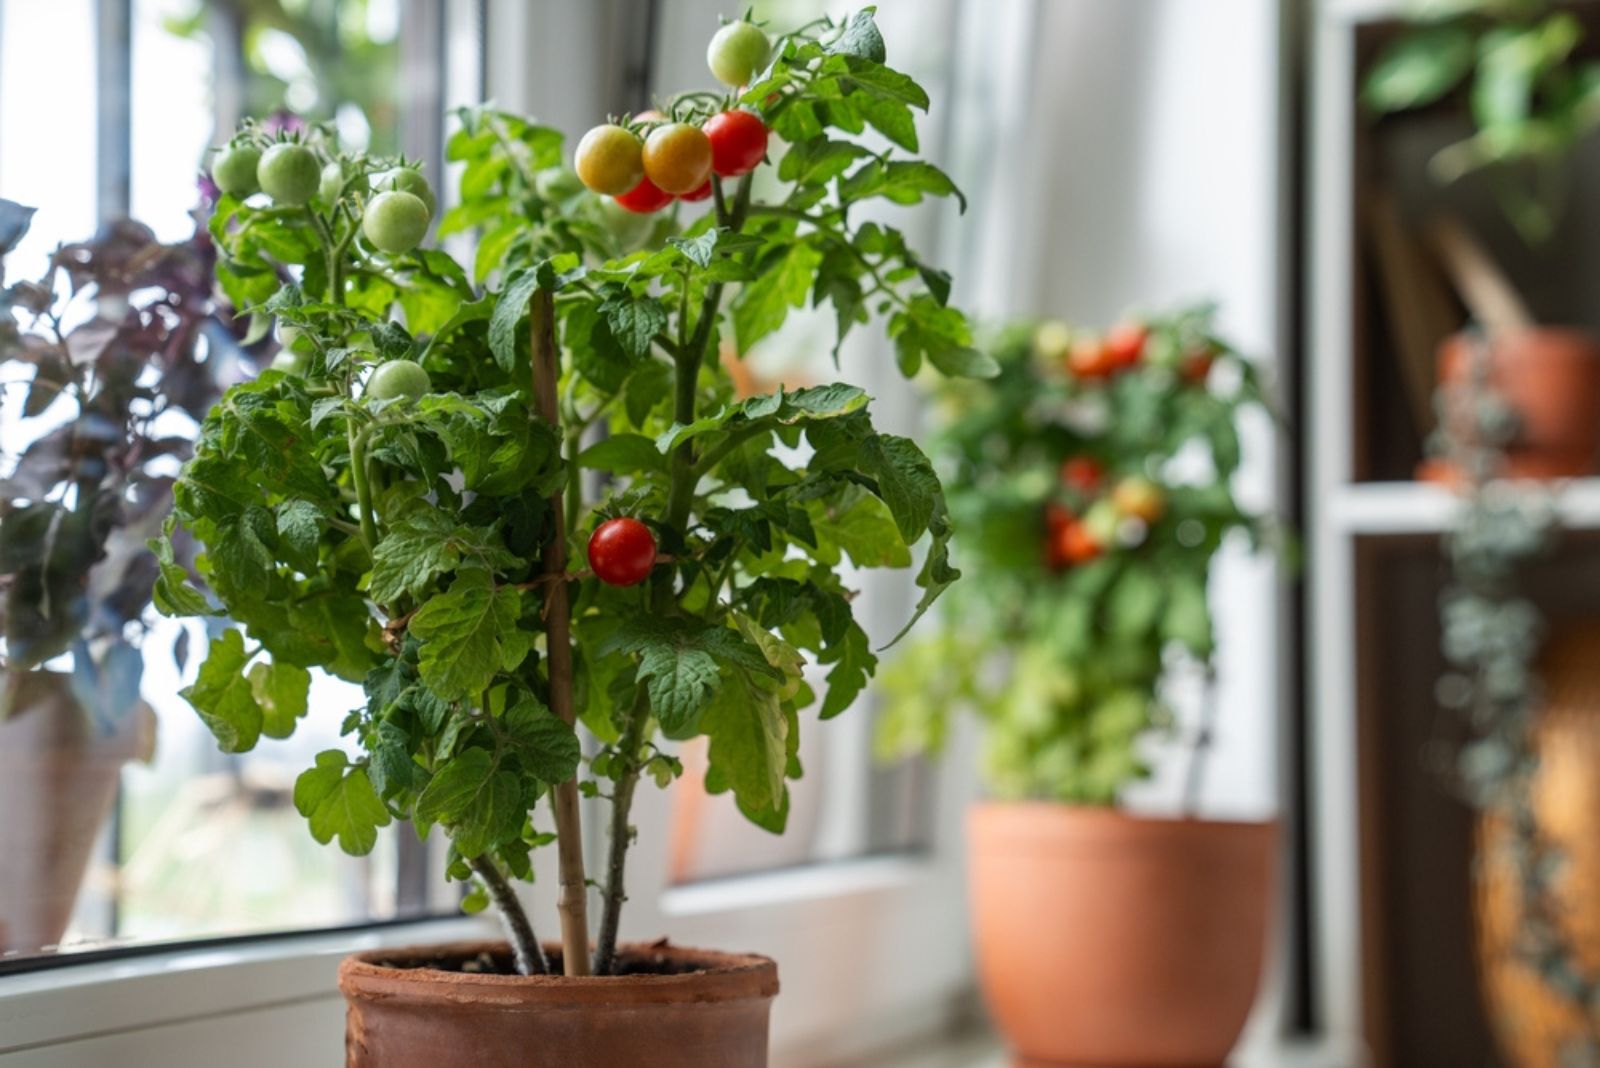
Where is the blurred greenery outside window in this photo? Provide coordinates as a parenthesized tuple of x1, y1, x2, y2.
(0, 0, 462, 964)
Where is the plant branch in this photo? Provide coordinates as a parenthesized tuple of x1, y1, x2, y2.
(468, 856, 548, 976)
(347, 423, 379, 552)
(530, 285, 592, 978)
(593, 172, 756, 974)
(593, 687, 650, 975)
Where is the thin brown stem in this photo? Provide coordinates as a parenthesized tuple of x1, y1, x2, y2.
(530, 286, 592, 978)
(468, 856, 548, 975)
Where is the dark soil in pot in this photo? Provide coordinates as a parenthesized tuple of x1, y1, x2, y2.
(339, 940, 779, 1068)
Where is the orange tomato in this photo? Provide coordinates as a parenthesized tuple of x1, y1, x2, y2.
(642, 123, 713, 195)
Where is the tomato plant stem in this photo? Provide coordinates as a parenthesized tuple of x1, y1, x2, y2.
(347, 424, 379, 553)
(593, 687, 650, 975)
(593, 172, 755, 975)
(469, 856, 549, 975)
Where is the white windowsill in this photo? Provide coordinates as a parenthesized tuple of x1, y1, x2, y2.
(0, 917, 489, 1055)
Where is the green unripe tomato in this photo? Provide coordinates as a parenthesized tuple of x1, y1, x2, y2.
(257, 143, 321, 205)
(366, 359, 431, 403)
(211, 144, 262, 197)
(274, 320, 314, 355)
(270, 348, 308, 375)
(594, 195, 654, 250)
(371, 167, 436, 217)
(362, 191, 430, 254)
(707, 21, 771, 87)
(319, 161, 347, 204)
(534, 166, 585, 202)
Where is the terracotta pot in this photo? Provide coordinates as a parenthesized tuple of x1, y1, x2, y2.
(0, 670, 155, 954)
(1427, 328, 1600, 482)
(339, 940, 779, 1067)
(968, 804, 1275, 1067)
(1475, 624, 1600, 1068)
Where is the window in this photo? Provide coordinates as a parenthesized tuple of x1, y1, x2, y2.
(0, 0, 483, 966)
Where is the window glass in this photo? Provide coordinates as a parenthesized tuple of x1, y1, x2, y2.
(0, 0, 455, 965)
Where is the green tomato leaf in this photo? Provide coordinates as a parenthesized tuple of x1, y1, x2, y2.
(600, 294, 668, 361)
(294, 750, 391, 856)
(731, 242, 824, 353)
(409, 569, 523, 702)
(181, 629, 263, 753)
(488, 268, 541, 373)
(577, 433, 667, 475)
(249, 658, 311, 739)
(503, 694, 582, 783)
(859, 433, 939, 544)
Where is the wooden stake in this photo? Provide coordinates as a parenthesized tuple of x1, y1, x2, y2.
(530, 285, 591, 978)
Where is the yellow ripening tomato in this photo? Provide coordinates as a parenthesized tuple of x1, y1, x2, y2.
(642, 123, 713, 195)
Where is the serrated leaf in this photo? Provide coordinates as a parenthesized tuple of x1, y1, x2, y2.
(368, 511, 518, 605)
(732, 242, 824, 353)
(820, 620, 875, 719)
(600, 294, 668, 360)
(294, 750, 391, 855)
(503, 695, 582, 782)
(826, 10, 887, 63)
(249, 659, 311, 739)
(577, 433, 667, 475)
(409, 569, 523, 701)
(488, 269, 541, 373)
(860, 434, 938, 543)
(668, 229, 720, 268)
(181, 629, 262, 753)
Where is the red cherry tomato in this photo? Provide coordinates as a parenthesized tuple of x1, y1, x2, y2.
(614, 176, 673, 213)
(1067, 337, 1115, 380)
(1104, 322, 1148, 370)
(588, 517, 658, 586)
(1057, 519, 1103, 565)
(1060, 456, 1104, 493)
(1182, 348, 1216, 386)
(704, 110, 769, 177)
(679, 179, 713, 202)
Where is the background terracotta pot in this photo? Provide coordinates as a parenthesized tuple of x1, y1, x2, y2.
(1475, 624, 1600, 1068)
(0, 670, 155, 954)
(968, 804, 1275, 1067)
(340, 940, 778, 1068)
(1426, 328, 1600, 482)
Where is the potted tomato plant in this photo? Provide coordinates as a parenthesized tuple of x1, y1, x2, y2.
(0, 201, 251, 954)
(880, 307, 1278, 1067)
(156, 11, 984, 1065)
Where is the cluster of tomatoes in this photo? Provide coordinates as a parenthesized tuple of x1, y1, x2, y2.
(210, 140, 436, 256)
(573, 19, 773, 213)
(1037, 319, 1217, 386)
(1043, 459, 1167, 572)
(574, 21, 778, 590)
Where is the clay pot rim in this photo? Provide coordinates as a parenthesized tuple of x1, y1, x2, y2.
(970, 800, 1275, 829)
(968, 802, 1277, 845)
(339, 940, 779, 1006)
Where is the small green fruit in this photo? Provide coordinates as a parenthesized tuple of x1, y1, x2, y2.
(211, 144, 262, 197)
(366, 359, 431, 403)
(319, 161, 346, 204)
(257, 143, 321, 205)
(371, 167, 436, 217)
(362, 191, 430, 254)
(707, 21, 772, 87)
